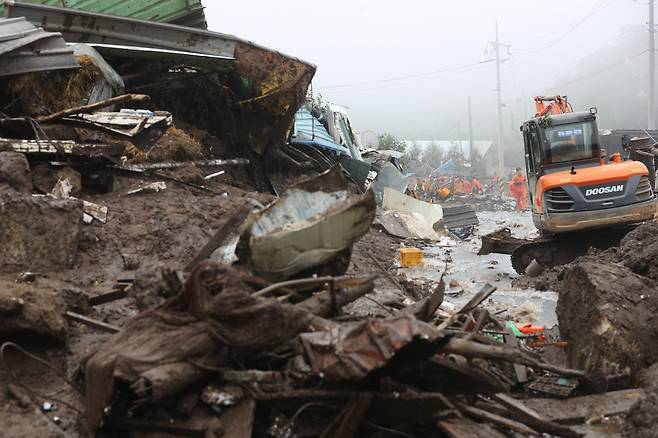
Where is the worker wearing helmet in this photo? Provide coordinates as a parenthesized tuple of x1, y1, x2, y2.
(509, 168, 527, 211)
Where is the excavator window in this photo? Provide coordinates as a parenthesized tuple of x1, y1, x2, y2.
(543, 121, 598, 164)
(529, 123, 542, 170)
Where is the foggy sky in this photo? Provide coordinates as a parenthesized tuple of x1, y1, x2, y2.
(205, 1, 648, 143)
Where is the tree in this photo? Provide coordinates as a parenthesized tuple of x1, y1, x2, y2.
(422, 143, 446, 172)
(378, 133, 407, 153)
(402, 141, 427, 175)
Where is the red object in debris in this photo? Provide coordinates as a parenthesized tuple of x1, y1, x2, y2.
(515, 323, 544, 336)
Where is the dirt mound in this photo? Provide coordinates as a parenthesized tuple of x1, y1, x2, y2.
(0, 55, 104, 117)
(0, 187, 82, 273)
(125, 127, 206, 164)
(0, 152, 32, 193)
(617, 221, 658, 281)
(623, 363, 658, 437)
(0, 280, 68, 342)
(557, 255, 658, 381)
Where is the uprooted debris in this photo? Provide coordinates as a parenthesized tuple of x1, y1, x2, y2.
(78, 261, 597, 437)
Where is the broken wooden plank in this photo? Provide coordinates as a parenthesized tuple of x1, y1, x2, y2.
(121, 158, 250, 171)
(504, 326, 528, 384)
(438, 416, 508, 438)
(320, 394, 373, 438)
(89, 290, 128, 307)
(522, 388, 645, 425)
(443, 338, 585, 378)
(35, 94, 150, 123)
(65, 311, 119, 333)
(184, 203, 252, 272)
(216, 399, 256, 438)
(457, 403, 539, 435)
(1, 137, 125, 158)
(438, 283, 496, 329)
(493, 393, 583, 438)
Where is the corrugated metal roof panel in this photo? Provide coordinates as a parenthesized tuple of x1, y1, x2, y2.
(1, 0, 207, 29)
(0, 16, 78, 76)
(291, 108, 350, 155)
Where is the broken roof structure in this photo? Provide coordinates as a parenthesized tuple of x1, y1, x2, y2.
(0, 16, 79, 76)
(0, 0, 207, 28)
(2, 0, 316, 160)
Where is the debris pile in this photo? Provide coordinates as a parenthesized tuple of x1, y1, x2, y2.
(1, 2, 658, 438)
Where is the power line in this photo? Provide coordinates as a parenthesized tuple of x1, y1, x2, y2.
(315, 60, 492, 90)
(318, 62, 491, 94)
(514, 0, 616, 56)
(503, 50, 648, 107)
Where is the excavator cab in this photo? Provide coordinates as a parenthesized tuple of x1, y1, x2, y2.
(520, 97, 656, 234)
(521, 110, 601, 206)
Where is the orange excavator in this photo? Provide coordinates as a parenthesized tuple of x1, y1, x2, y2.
(480, 96, 657, 272)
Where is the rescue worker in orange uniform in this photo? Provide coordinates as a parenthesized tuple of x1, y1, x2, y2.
(472, 177, 483, 194)
(509, 167, 527, 211)
(453, 178, 464, 194)
(462, 178, 473, 195)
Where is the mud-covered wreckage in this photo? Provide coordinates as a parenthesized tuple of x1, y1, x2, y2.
(1, 1, 658, 438)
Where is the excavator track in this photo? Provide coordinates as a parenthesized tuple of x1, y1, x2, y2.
(480, 226, 638, 274)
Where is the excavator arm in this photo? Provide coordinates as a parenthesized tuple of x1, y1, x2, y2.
(534, 95, 573, 117)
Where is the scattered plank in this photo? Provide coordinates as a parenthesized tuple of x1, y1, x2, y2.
(457, 403, 539, 435)
(89, 290, 128, 307)
(320, 394, 373, 438)
(35, 94, 150, 123)
(523, 388, 645, 425)
(493, 393, 583, 438)
(65, 311, 119, 333)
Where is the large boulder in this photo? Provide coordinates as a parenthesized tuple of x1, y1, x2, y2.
(557, 256, 658, 381)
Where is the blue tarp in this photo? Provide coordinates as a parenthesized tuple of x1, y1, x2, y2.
(433, 159, 457, 174)
(289, 108, 350, 155)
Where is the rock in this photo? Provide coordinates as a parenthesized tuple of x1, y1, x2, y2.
(0, 281, 68, 342)
(557, 257, 658, 381)
(449, 279, 460, 288)
(31, 164, 82, 196)
(0, 152, 32, 193)
(0, 187, 82, 272)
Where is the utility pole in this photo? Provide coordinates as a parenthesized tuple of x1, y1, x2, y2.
(486, 21, 511, 176)
(468, 96, 474, 168)
(650, 0, 656, 130)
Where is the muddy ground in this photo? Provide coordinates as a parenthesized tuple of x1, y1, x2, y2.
(2, 176, 655, 437)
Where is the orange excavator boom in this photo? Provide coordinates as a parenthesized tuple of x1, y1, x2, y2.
(534, 95, 573, 117)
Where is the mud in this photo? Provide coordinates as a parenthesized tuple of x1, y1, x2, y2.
(617, 221, 658, 281)
(623, 363, 658, 438)
(0, 152, 32, 192)
(32, 165, 82, 196)
(0, 187, 82, 272)
(124, 126, 207, 163)
(0, 280, 68, 342)
(557, 255, 658, 380)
